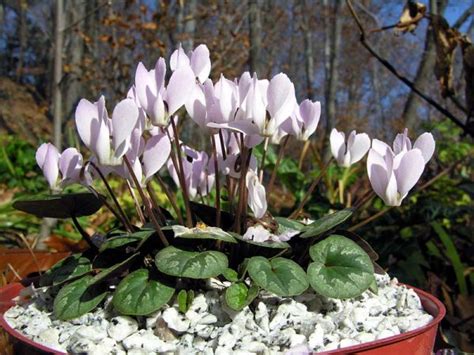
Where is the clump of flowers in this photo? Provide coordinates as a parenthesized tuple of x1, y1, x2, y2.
(15, 44, 435, 319)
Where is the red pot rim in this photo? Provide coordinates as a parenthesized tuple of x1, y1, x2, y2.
(0, 282, 445, 354)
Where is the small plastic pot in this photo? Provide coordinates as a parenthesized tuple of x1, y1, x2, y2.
(0, 283, 445, 355)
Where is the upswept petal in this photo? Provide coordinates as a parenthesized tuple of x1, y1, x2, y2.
(394, 149, 425, 198)
(150, 93, 167, 127)
(112, 99, 139, 158)
(413, 132, 435, 163)
(154, 57, 166, 94)
(190, 44, 211, 83)
(170, 44, 190, 71)
(300, 100, 321, 140)
(38, 143, 60, 189)
(91, 114, 112, 166)
(246, 170, 267, 218)
(367, 149, 389, 199)
(185, 83, 207, 129)
(371, 139, 392, 156)
(348, 132, 371, 165)
(142, 133, 171, 182)
(75, 98, 98, 148)
(134, 62, 157, 111)
(330, 129, 346, 165)
(59, 147, 82, 183)
(166, 65, 196, 116)
(267, 73, 297, 125)
(393, 128, 411, 154)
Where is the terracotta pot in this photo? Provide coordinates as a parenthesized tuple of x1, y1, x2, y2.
(0, 283, 445, 355)
(0, 249, 70, 284)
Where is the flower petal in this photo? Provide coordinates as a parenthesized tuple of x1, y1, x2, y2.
(191, 44, 211, 83)
(59, 147, 83, 184)
(142, 133, 171, 182)
(330, 128, 346, 165)
(267, 73, 297, 125)
(112, 99, 140, 159)
(394, 149, 425, 199)
(348, 133, 371, 165)
(166, 65, 196, 116)
(75, 98, 99, 148)
(170, 44, 190, 71)
(413, 132, 435, 163)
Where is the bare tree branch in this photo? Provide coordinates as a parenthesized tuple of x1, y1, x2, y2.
(346, 0, 473, 137)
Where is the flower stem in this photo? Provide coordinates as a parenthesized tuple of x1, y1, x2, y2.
(169, 118, 193, 227)
(259, 137, 269, 183)
(146, 183, 167, 225)
(267, 135, 289, 194)
(289, 158, 333, 219)
(123, 156, 169, 246)
(71, 215, 97, 251)
(125, 180, 146, 225)
(87, 161, 133, 232)
(154, 175, 184, 225)
(211, 134, 221, 227)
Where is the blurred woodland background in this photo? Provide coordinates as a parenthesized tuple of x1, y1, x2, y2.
(0, 0, 473, 352)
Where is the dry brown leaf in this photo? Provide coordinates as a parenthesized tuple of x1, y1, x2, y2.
(432, 15, 461, 98)
(395, 0, 427, 35)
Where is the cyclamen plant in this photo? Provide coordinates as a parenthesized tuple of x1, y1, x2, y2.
(14, 44, 435, 320)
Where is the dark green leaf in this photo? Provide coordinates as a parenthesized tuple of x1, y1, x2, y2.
(178, 289, 187, 313)
(223, 268, 239, 282)
(224, 283, 259, 311)
(100, 229, 155, 252)
(247, 257, 308, 296)
(53, 275, 108, 320)
(300, 209, 353, 238)
(13, 192, 104, 219)
(155, 246, 228, 279)
(40, 254, 91, 287)
(189, 201, 235, 230)
(225, 283, 248, 311)
(307, 235, 374, 299)
(90, 253, 139, 285)
(113, 269, 174, 316)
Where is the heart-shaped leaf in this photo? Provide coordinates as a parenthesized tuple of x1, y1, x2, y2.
(155, 246, 228, 279)
(172, 225, 237, 243)
(13, 192, 104, 219)
(99, 229, 156, 252)
(307, 235, 374, 299)
(247, 257, 308, 296)
(300, 209, 353, 238)
(40, 254, 92, 287)
(222, 268, 239, 282)
(53, 275, 108, 320)
(225, 282, 259, 311)
(112, 269, 174, 316)
(230, 232, 290, 249)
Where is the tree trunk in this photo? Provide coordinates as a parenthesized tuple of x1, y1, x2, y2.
(248, 0, 262, 75)
(402, 0, 447, 131)
(323, 0, 342, 160)
(64, 0, 86, 136)
(53, 0, 64, 149)
(303, 0, 315, 100)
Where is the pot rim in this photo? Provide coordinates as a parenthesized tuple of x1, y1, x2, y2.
(0, 282, 446, 355)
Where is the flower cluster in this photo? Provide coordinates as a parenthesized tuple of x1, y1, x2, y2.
(35, 43, 434, 237)
(19, 44, 438, 321)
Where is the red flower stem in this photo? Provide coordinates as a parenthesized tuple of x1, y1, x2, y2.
(123, 156, 169, 246)
(211, 134, 221, 227)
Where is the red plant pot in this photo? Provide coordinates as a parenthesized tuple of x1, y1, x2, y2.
(0, 283, 445, 355)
